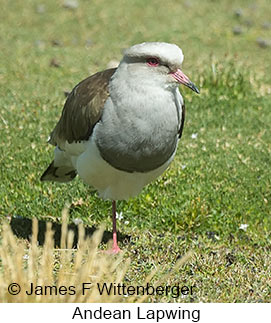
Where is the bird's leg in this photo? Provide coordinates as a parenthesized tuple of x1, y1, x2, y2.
(110, 200, 121, 253)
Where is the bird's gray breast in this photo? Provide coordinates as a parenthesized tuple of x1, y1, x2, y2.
(94, 92, 180, 173)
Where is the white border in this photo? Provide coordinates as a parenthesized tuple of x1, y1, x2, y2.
(1, 303, 270, 323)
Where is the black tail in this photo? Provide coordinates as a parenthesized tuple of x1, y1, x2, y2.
(40, 161, 77, 183)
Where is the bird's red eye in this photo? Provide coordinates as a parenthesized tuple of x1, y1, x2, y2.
(147, 57, 160, 67)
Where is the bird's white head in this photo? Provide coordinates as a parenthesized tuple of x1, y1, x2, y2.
(118, 42, 199, 93)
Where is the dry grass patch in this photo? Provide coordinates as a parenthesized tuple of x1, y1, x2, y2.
(0, 208, 190, 303)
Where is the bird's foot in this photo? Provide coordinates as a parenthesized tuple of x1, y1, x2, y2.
(106, 243, 122, 254)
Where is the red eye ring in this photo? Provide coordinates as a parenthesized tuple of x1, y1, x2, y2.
(147, 57, 160, 67)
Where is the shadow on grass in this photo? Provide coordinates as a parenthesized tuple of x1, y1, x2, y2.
(10, 216, 130, 248)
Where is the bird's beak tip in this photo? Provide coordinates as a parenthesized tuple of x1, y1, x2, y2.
(187, 81, 200, 94)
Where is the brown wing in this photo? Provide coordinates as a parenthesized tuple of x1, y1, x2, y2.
(178, 101, 185, 139)
(49, 68, 117, 149)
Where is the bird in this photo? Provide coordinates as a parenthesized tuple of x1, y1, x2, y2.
(40, 42, 199, 253)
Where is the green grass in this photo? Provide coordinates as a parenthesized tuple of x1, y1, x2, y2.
(0, 0, 271, 302)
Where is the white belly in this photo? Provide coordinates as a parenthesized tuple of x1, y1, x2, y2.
(75, 138, 177, 200)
